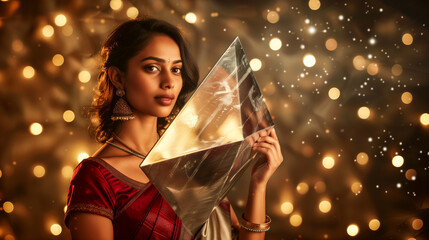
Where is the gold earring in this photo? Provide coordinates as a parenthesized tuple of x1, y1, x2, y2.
(111, 89, 135, 121)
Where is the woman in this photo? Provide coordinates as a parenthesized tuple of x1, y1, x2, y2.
(65, 18, 283, 240)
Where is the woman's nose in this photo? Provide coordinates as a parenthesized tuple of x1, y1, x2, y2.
(160, 71, 175, 89)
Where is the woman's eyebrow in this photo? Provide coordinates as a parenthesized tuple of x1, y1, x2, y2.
(140, 56, 182, 64)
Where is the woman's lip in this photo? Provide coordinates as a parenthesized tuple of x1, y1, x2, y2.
(155, 97, 174, 106)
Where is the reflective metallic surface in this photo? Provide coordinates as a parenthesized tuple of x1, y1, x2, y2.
(140, 38, 274, 235)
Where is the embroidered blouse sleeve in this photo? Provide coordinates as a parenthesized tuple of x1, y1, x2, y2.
(64, 160, 115, 227)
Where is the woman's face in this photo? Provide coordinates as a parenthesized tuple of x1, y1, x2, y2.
(123, 34, 183, 118)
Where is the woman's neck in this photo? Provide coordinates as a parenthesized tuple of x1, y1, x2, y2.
(114, 115, 159, 155)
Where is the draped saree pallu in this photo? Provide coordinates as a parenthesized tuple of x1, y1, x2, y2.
(64, 158, 194, 240)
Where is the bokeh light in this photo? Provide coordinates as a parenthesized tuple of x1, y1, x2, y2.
(266, 11, 279, 24)
(184, 12, 197, 24)
(52, 54, 64, 66)
(249, 58, 262, 71)
(353, 55, 366, 70)
(50, 223, 62, 236)
(369, 219, 380, 231)
(63, 110, 75, 122)
(420, 113, 429, 126)
(42, 25, 54, 38)
(357, 107, 371, 119)
(308, 0, 321, 10)
(61, 166, 74, 179)
(22, 66, 35, 79)
(110, 0, 123, 11)
(314, 181, 326, 193)
(356, 152, 369, 165)
(33, 165, 46, 178)
(29, 122, 43, 135)
(126, 7, 139, 19)
(402, 33, 413, 45)
(322, 156, 335, 169)
(54, 14, 67, 27)
(3, 201, 14, 213)
(269, 38, 282, 51)
(392, 155, 404, 168)
(405, 169, 417, 181)
(297, 182, 309, 195)
(78, 70, 91, 83)
(401, 92, 413, 104)
(77, 152, 89, 163)
(351, 182, 363, 194)
(347, 224, 359, 236)
(325, 38, 337, 51)
(411, 218, 423, 230)
(290, 214, 303, 227)
(281, 201, 294, 215)
(303, 54, 316, 67)
(328, 87, 340, 100)
(367, 63, 379, 75)
(319, 200, 331, 213)
(391, 64, 403, 76)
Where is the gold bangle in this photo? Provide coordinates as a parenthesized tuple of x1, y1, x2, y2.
(240, 214, 271, 232)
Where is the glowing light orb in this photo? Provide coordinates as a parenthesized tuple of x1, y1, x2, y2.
(303, 54, 316, 67)
(356, 152, 369, 165)
(12, 40, 23, 52)
(308, 26, 316, 34)
(367, 63, 379, 75)
(110, 0, 123, 11)
(78, 70, 91, 83)
(54, 14, 67, 27)
(267, 11, 279, 24)
(52, 54, 64, 66)
(297, 182, 309, 194)
(23, 66, 35, 79)
(29, 122, 43, 135)
(325, 38, 337, 51)
(369, 38, 376, 45)
(402, 33, 413, 45)
(50, 223, 62, 236)
(63, 110, 75, 122)
(351, 182, 363, 194)
(184, 12, 197, 24)
(269, 38, 282, 51)
(322, 156, 335, 169)
(249, 58, 262, 71)
(77, 152, 89, 163)
(401, 92, 413, 104)
(391, 64, 403, 76)
(33, 165, 46, 178)
(64, 205, 68, 213)
(357, 107, 371, 119)
(3, 201, 14, 213)
(319, 200, 331, 213)
(126, 7, 139, 19)
(369, 219, 380, 231)
(42, 25, 54, 38)
(280, 201, 294, 215)
(392, 155, 404, 168)
(420, 113, 429, 126)
(62, 166, 74, 179)
(347, 224, 359, 236)
(290, 214, 302, 227)
(405, 169, 417, 181)
(353, 55, 366, 70)
(308, 0, 321, 10)
(412, 218, 423, 230)
(328, 87, 340, 100)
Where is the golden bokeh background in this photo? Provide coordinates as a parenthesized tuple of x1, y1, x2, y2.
(0, 0, 428, 239)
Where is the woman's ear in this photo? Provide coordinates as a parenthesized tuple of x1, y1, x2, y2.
(108, 66, 125, 89)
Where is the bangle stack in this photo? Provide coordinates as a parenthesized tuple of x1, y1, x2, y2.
(240, 214, 271, 232)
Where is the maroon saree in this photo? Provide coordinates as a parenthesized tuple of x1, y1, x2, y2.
(65, 157, 193, 240)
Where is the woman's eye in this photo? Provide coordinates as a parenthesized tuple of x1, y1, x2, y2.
(172, 67, 182, 74)
(145, 65, 159, 72)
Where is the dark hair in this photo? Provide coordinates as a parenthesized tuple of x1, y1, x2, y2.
(90, 18, 199, 143)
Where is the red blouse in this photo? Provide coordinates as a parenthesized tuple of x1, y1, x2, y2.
(65, 157, 193, 240)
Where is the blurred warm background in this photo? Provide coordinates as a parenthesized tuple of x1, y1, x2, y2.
(0, 0, 428, 239)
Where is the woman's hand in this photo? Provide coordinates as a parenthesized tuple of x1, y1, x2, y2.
(249, 128, 283, 187)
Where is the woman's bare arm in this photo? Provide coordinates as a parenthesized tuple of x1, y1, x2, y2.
(68, 213, 114, 240)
